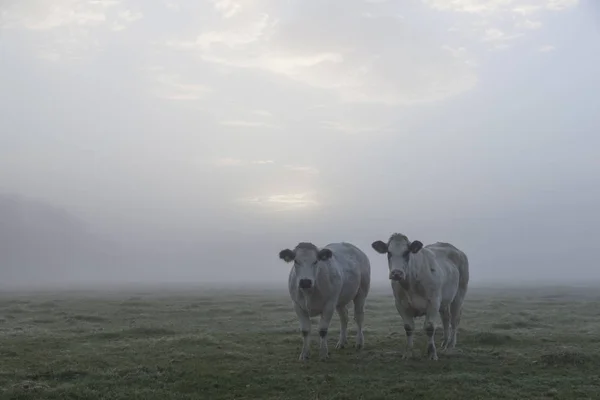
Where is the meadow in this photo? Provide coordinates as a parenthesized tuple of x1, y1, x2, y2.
(1, 285, 600, 399)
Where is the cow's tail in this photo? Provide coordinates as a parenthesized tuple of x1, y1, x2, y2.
(458, 252, 470, 291)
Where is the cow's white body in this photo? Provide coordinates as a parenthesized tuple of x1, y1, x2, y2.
(373, 234, 469, 360)
(285, 242, 371, 360)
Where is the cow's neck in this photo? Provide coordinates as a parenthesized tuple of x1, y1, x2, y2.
(411, 251, 431, 275)
(398, 277, 411, 291)
(401, 256, 426, 291)
(297, 287, 324, 311)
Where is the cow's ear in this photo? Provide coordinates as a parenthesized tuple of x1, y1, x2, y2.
(317, 248, 333, 261)
(371, 240, 388, 254)
(409, 240, 423, 254)
(279, 249, 295, 263)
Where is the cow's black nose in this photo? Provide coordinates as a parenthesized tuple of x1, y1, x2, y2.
(389, 270, 405, 281)
(299, 279, 313, 289)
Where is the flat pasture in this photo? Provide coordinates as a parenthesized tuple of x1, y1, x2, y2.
(1, 285, 600, 399)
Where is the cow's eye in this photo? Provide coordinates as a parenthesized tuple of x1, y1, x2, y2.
(312, 260, 319, 266)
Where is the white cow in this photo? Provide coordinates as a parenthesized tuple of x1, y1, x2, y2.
(371, 233, 469, 360)
(279, 242, 371, 361)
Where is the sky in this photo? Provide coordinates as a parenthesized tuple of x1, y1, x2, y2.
(1, 0, 599, 287)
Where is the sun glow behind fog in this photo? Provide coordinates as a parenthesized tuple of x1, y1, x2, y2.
(236, 192, 319, 212)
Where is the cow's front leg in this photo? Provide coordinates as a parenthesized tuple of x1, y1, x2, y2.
(318, 302, 335, 360)
(424, 301, 441, 361)
(294, 303, 311, 361)
(395, 301, 415, 359)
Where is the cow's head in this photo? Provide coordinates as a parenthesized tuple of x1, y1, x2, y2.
(279, 242, 333, 290)
(371, 233, 423, 282)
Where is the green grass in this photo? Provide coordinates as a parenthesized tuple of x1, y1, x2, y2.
(2, 285, 600, 399)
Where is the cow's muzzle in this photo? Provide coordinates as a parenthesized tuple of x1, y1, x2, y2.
(389, 270, 406, 281)
(298, 279, 313, 289)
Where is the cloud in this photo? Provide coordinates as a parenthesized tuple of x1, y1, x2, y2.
(517, 19, 543, 30)
(219, 120, 277, 128)
(1, 0, 143, 61)
(0, 0, 138, 31)
(235, 192, 319, 211)
(212, 0, 242, 19)
(164, 1, 180, 11)
(284, 165, 320, 175)
(217, 107, 278, 128)
(320, 121, 385, 135)
(210, 158, 276, 167)
(111, 9, 143, 31)
(539, 44, 556, 52)
(422, 0, 579, 14)
(250, 110, 273, 118)
(165, 0, 479, 106)
(482, 28, 523, 42)
(148, 68, 211, 101)
(0, 0, 113, 30)
(208, 158, 320, 180)
(423, 0, 579, 50)
(203, 104, 278, 129)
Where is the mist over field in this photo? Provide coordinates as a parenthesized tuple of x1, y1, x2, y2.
(1, 0, 600, 289)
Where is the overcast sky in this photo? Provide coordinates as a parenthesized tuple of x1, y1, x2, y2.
(1, 0, 599, 286)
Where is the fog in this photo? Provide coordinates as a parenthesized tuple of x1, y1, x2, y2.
(1, 0, 599, 289)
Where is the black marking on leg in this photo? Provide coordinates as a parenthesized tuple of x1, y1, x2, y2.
(427, 342, 435, 355)
(426, 323, 434, 338)
(404, 324, 413, 336)
(302, 330, 309, 337)
(319, 329, 328, 338)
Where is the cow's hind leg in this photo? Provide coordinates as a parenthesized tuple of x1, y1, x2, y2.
(448, 290, 466, 350)
(440, 305, 451, 351)
(353, 292, 367, 349)
(335, 305, 349, 349)
(424, 300, 441, 361)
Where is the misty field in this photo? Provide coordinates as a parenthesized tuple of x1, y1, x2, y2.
(1, 286, 600, 400)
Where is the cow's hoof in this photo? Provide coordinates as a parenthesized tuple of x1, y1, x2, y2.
(319, 349, 330, 360)
(401, 352, 413, 360)
(355, 333, 364, 350)
(427, 350, 439, 361)
(336, 340, 347, 349)
(299, 351, 310, 361)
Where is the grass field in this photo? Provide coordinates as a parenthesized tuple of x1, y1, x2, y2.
(1, 285, 600, 399)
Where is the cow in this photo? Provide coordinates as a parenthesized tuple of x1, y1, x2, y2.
(371, 233, 469, 360)
(279, 242, 371, 361)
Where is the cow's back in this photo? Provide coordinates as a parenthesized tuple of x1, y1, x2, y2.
(426, 242, 469, 290)
(324, 242, 371, 306)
